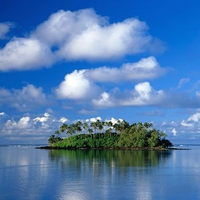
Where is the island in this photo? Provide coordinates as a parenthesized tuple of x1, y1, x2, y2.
(44, 120, 173, 150)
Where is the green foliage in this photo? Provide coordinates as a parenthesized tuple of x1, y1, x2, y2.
(48, 120, 173, 149)
(48, 134, 63, 145)
(52, 133, 119, 149)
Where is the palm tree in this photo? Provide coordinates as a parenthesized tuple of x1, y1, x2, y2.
(113, 123, 120, 134)
(144, 122, 153, 129)
(74, 120, 82, 135)
(83, 122, 89, 139)
(48, 134, 62, 145)
(60, 123, 68, 134)
(106, 121, 113, 137)
(54, 130, 60, 135)
(67, 124, 75, 137)
(48, 134, 56, 144)
(88, 128, 94, 138)
(98, 121, 104, 138)
(106, 121, 113, 128)
(95, 119, 103, 138)
(137, 122, 144, 130)
(83, 122, 88, 133)
(119, 120, 130, 132)
(90, 121, 98, 133)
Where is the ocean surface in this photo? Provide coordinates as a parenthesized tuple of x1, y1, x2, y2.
(0, 144, 200, 200)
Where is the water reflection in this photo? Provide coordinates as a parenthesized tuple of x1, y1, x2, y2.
(0, 146, 181, 200)
(48, 150, 172, 200)
(48, 149, 172, 168)
(2, 146, 200, 200)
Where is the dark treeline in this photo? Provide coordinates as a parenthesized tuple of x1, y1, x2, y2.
(48, 120, 173, 149)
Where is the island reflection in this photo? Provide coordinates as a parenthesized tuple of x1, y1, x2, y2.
(49, 149, 173, 200)
(48, 149, 172, 169)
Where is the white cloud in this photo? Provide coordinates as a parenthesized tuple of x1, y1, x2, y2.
(0, 38, 54, 71)
(85, 56, 166, 82)
(181, 120, 193, 127)
(92, 92, 114, 107)
(159, 109, 200, 141)
(0, 113, 70, 141)
(57, 19, 146, 60)
(33, 113, 53, 129)
(59, 117, 68, 123)
(0, 112, 5, 116)
(134, 82, 152, 100)
(55, 56, 167, 100)
(55, 10, 162, 60)
(34, 9, 106, 47)
(4, 116, 31, 131)
(0, 84, 47, 111)
(92, 79, 200, 109)
(85, 117, 102, 123)
(122, 81, 158, 106)
(93, 82, 165, 107)
(44, 112, 50, 117)
(188, 111, 200, 122)
(0, 9, 164, 71)
(171, 128, 177, 136)
(34, 114, 49, 124)
(105, 117, 123, 124)
(0, 22, 13, 39)
(55, 70, 100, 100)
(178, 78, 190, 88)
(13, 84, 47, 110)
(17, 117, 31, 129)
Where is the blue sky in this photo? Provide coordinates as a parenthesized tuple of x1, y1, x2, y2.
(1, 0, 200, 144)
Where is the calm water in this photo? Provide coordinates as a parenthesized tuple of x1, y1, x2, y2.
(0, 145, 200, 200)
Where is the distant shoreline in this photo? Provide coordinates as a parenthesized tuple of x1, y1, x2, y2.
(35, 146, 190, 151)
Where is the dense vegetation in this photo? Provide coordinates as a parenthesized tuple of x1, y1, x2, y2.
(48, 120, 173, 149)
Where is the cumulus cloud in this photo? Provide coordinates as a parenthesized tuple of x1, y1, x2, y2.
(13, 84, 47, 110)
(171, 128, 177, 136)
(53, 9, 163, 60)
(160, 109, 200, 141)
(34, 9, 106, 47)
(0, 22, 13, 39)
(93, 82, 165, 107)
(56, 16, 152, 60)
(180, 120, 193, 127)
(55, 70, 100, 100)
(0, 113, 70, 142)
(85, 116, 102, 123)
(34, 112, 50, 124)
(54, 65, 200, 110)
(4, 117, 31, 131)
(0, 112, 5, 116)
(84, 56, 167, 82)
(92, 92, 114, 107)
(59, 117, 68, 123)
(182, 110, 200, 132)
(93, 80, 200, 109)
(0, 38, 54, 71)
(105, 117, 123, 125)
(0, 84, 47, 111)
(33, 112, 55, 129)
(0, 8, 164, 71)
(55, 57, 167, 100)
(35, 8, 155, 60)
(188, 111, 200, 122)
